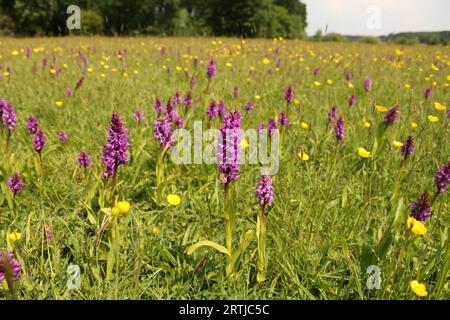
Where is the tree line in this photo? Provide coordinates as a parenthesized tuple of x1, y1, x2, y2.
(0, 0, 307, 38)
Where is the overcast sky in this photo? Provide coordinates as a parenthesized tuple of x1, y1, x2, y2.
(303, 0, 450, 36)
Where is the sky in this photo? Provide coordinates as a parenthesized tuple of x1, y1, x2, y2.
(302, 0, 450, 36)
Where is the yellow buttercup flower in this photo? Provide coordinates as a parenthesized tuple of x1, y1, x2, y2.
(87, 67, 93, 73)
(116, 201, 131, 215)
(239, 139, 249, 149)
(364, 120, 372, 128)
(358, 147, 372, 158)
(327, 79, 333, 85)
(410, 280, 428, 297)
(300, 122, 309, 129)
(348, 82, 354, 89)
(167, 194, 181, 206)
(8, 231, 22, 242)
(434, 102, 446, 111)
(407, 217, 427, 236)
(4, 71, 10, 77)
(262, 58, 270, 65)
(55, 101, 63, 107)
(313, 81, 321, 87)
(431, 64, 439, 72)
(12, 50, 19, 56)
(410, 122, 418, 129)
(152, 226, 160, 236)
(226, 62, 232, 68)
(392, 141, 403, 148)
(255, 95, 261, 100)
(297, 151, 309, 161)
(427, 115, 439, 123)
(404, 83, 411, 89)
(293, 98, 300, 106)
(376, 105, 387, 113)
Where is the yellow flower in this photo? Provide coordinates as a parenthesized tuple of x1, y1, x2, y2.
(293, 98, 300, 106)
(300, 122, 309, 129)
(262, 58, 270, 65)
(239, 139, 249, 149)
(87, 67, 93, 73)
(431, 64, 439, 72)
(404, 83, 411, 89)
(226, 62, 232, 68)
(123, 72, 128, 77)
(376, 105, 387, 112)
(428, 115, 439, 123)
(55, 101, 63, 107)
(313, 81, 321, 87)
(410, 122, 418, 129)
(392, 141, 403, 148)
(116, 201, 131, 215)
(434, 102, 446, 111)
(4, 71, 10, 77)
(12, 50, 19, 56)
(8, 231, 22, 242)
(167, 194, 181, 206)
(152, 226, 160, 236)
(175, 66, 182, 72)
(410, 280, 428, 297)
(327, 79, 333, 85)
(395, 48, 404, 56)
(364, 120, 372, 128)
(255, 95, 261, 100)
(407, 217, 427, 236)
(358, 147, 372, 158)
(348, 82, 354, 89)
(297, 151, 309, 161)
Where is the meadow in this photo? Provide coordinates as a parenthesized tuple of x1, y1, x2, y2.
(0, 37, 448, 300)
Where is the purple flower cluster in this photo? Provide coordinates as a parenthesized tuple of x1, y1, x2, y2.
(284, 84, 294, 104)
(217, 110, 242, 184)
(33, 128, 46, 154)
(327, 106, 337, 127)
(244, 102, 254, 111)
(278, 112, 289, 127)
(335, 117, 345, 144)
(154, 98, 164, 115)
(424, 88, 432, 99)
(313, 68, 319, 76)
(364, 76, 372, 92)
(218, 100, 226, 117)
(102, 112, 129, 179)
(1, 99, 16, 134)
(268, 119, 278, 138)
(184, 92, 193, 107)
(206, 59, 216, 79)
(401, 136, 414, 160)
(59, 131, 68, 143)
(7, 173, 24, 196)
(233, 86, 239, 98)
(78, 149, 91, 168)
(410, 192, 432, 222)
(0, 251, 21, 282)
(255, 175, 274, 207)
(207, 100, 218, 119)
(383, 104, 400, 126)
(348, 95, 356, 106)
(434, 161, 450, 193)
(154, 115, 173, 150)
(27, 116, 39, 134)
(134, 108, 145, 123)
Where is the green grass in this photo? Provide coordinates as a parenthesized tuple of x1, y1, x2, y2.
(0, 37, 448, 299)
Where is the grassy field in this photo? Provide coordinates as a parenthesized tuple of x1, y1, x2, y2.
(0, 37, 449, 300)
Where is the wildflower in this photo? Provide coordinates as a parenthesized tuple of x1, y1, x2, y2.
(59, 131, 68, 143)
(313, 81, 321, 87)
(407, 217, 427, 236)
(410, 192, 431, 222)
(424, 88, 432, 99)
(167, 194, 181, 206)
(33, 128, 46, 154)
(401, 136, 414, 160)
(184, 91, 193, 107)
(217, 110, 242, 184)
(0, 251, 21, 281)
(383, 104, 400, 126)
(255, 175, 274, 207)
(206, 59, 216, 79)
(358, 147, 372, 158)
(327, 79, 333, 85)
(284, 84, 294, 104)
(300, 122, 309, 129)
(257, 123, 265, 134)
(77, 149, 91, 168)
(233, 86, 239, 98)
(153, 116, 173, 150)
(154, 98, 164, 115)
(268, 119, 278, 138)
(133, 108, 144, 123)
(348, 95, 356, 106)
(427, 115, 439, 123)
(244, 102, 254, 111)
(173, 91, 182, 105)
(313, 67, 319, 76)
(278, 112, 289, 127)
(55, 101, 63, 108)
(262, 58, 270, 65)
(327, 106, 337, 127)
(364, 119, 372, 128)
(8, 231, 22, 242)
(116, 201, 131, 215)
(217, 100, 226, 117)
(364, 76, 372, 92)
(1, 100, 16, 135)
(410, 280, 427, 297)
(434, 102, 446, 111)
(334, 117, 344, 144)
(298, 150, 309, 161)
(174, 116, 184, 128)
(376, 105, 387, 113)
(102, 112, 129, 179)
(75, 77, 84, 89)
(434, 161, 450, 193)
(27, 116, 39, 134)
(239, 139, 249, 149)
(392, 140, 403, 148)
(190, 76, 196, 87)
(7, 173, 24, 196)
(43, 224, 53, 243)
(294, 98, 300, 106)
(206, 100, 218, 119)
(410, 122, 418, 129)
